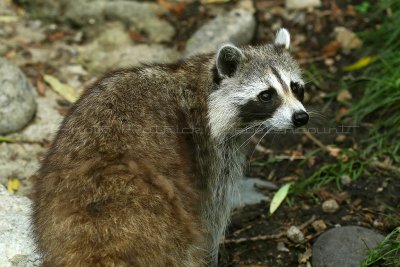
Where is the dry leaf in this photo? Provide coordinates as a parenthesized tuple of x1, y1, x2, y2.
(7, 178, 20, 193)
(44, 74, 79, 103)
(327, 145, 341, 158)
(0, 15, 19, 23)
(201, 0, 231, 4)
(157, 0, 186, 15)
(36, 79, 46, 96)
(298, 248, 312, 263)
(336, 107, 349, 121)
(336, 89, 352, 103)
(322, 40, 341, 57)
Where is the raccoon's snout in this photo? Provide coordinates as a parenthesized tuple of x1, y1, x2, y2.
(292, 111, 309, 127)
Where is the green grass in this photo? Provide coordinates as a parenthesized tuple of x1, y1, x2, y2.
(294, 148, 365, 192)
(349, 0, 400, 131)
(361, 227, 400, 267)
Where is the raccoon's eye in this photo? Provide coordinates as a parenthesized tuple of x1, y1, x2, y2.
(291, 82, 304, 102)
(258, 89, 274, 102)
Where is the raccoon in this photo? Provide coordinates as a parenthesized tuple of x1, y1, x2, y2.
(32, 28, 308, 267)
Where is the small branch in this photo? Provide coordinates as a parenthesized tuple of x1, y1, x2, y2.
(222, 215, 316, 245)
(303, 131, 329, 152)
(368, 161, 400, 176)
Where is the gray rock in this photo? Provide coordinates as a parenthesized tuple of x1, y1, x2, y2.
(8, 90, 64, 143)
(78, 22, 181, 74)
(184, 8, 256, 58)
(0, 185, 41, 267)
(104, 1, 175, 43)
(312, 226, 385, 267)
(287, 226, 305, 243)
(233, 177, 275, 207)
(0, 58, 37, 135)
(38, 0, 175, 43)
(0, 143, 44, 183)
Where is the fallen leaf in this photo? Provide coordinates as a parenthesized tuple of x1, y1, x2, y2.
(343, 56, 376, 71)
(0, 136, 16, 143)
(129, 31, 147, 43)
(298, 248, 312, 263)
(157, 0, 186, 15)
(48, 31, 66, 42)
(335, 27, 362, 50)
(336, 107, 349, 121)
(201, 0, 231, 4)
(322, 40, 341, 57)
(7, 178, 20, 193)
(327, 146, 341, 158)
(270, 183, 291, 215)
(336, 89, 352, 103)
(330, 2, 344, 22)
(346, 5, 357, 16)
(36, 79, 46, 96)
(44, 74, 79, 103)
(0, 15, 19, 23)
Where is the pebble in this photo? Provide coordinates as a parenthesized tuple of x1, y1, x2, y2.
(184, 8, 256, 57)
(312, 226, 385, 267)
(286, 226, 305, 243)
(0, 58, 37, 135)
(277, 241, 290, 252)
(312, 220, 327, 233)
(322, 199, 340, 213)
(340, 175, 352, 186)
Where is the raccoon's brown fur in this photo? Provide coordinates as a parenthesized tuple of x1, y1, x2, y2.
(33, 56, 216, 266)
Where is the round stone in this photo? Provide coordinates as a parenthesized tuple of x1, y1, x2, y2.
(0, 58, 37, 135)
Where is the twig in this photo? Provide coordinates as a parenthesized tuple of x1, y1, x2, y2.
(368, 161, 400, 176)
(303, 131, 329, 152)
(222, 215, 316, 245)
(299, 215, 317, 230)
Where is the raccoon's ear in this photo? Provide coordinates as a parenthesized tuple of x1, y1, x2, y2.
(274, 28, 290, 49)
(216, 44, 244, 78)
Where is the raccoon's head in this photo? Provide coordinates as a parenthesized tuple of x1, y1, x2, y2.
(208, 28, 308, 140)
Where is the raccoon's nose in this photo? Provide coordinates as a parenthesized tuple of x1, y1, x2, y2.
(292, 111, 309, 127)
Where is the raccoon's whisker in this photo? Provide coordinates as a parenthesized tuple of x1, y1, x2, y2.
(235, 123, 266, 152)
(229, 123, 259, 139)
(249, 127, 273, 159)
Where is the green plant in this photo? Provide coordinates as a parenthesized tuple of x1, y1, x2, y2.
(361, 227, 400, 267)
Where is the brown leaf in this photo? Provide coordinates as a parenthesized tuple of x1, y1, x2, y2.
(330, 1, 344, 22)
(129, 31, 147, 43)
(346, 5, 357, 16)
(48, 31, 66, 42)
(322, 40, 341, 57)
(327, 145, 341, 158)
(298, 248, 312, 264)
(36, 78, 46, 96)
(307, 156, 316, 167)
(157, 0, 186, 15)
(337, 89, 352, 103)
